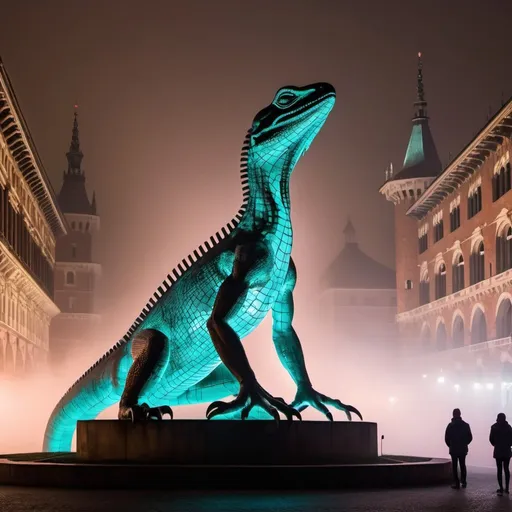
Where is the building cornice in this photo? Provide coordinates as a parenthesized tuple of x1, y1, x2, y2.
(396, 267, 512, 324)
(407, 97, 512, 219)
(379, 176, 434, 204)
(65, 212, 100, 230)
(0, 240, 60, 317)
(0, 60, 67, 237)
(55, 312, 101, 322)
(56, 261, 102, 275)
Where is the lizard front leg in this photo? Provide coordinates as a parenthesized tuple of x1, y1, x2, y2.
(272, 258, 362, 421)
(118, 328, 173, 421)
(205, 242, 301, 422)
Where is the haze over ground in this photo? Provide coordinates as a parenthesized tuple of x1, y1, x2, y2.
(0, 0, 510, 464)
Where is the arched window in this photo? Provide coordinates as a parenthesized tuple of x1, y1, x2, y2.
(71, 221, 76, 230)
(497, 298, 512, 338)
(452, 315, 464, 348)
(86, 222, 90, 232)
(471, 307, 487, 345)
(496, 226, 512, 275)
(493, 163, 512, 201)
(419, 271, 430, 306)
(66, 271, 75, 285)
(452, 253, 465, 293)
(435, 262, 447, 299)
(470, 240, 485, 285)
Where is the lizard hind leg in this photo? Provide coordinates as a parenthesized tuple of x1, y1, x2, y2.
(118, 328, 173, 421)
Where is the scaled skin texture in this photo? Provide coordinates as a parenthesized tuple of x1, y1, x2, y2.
(44, 83, 362, 452)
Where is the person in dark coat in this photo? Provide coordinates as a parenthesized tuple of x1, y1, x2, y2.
(489, 412, 512, 495)
(445, 408, 473, 489)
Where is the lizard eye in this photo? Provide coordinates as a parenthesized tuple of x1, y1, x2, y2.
(276, 93, 296, 107)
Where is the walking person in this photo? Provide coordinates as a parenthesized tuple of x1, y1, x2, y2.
(445, 408, 473, 489)
(489, 412, 512, 496)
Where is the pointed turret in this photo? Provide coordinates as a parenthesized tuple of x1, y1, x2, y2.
(321, 218, 396, 290)
(57, 107, 96, 215)
(392, 52, 442, 180)
(66, 110, 83, 173)
(343, 217, 357, 245)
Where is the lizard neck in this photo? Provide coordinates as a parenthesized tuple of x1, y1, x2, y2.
(239, 152, 292, 232)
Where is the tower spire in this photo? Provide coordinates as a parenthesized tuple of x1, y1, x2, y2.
(66, 105, 84, 175)
(343, 217, 357, 245)
(414, 52, 427, 120)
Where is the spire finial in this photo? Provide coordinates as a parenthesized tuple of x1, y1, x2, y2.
(66, 105, 84, 174)
(343, 217, 357, 245)
(414, 51, 427, 119)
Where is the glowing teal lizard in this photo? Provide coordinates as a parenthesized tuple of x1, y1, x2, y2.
(44, 82, 362, 452)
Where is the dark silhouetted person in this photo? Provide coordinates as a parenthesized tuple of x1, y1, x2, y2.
(489, 412, 512, 496)
(445, 408, 472, 489)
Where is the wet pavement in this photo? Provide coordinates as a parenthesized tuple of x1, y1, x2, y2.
(0, 466, 509, 511)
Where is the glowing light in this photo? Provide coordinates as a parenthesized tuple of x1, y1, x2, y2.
(418, 51, 422, 58)
(473, 383, 482, 390)
(486, 383, 494, 390)
(42, 82, 339, 452)
(437, 376, 445, 384)
(422, 374, 427, 379)
(388, 396, 397, 404)
(454, 384, 460, 391)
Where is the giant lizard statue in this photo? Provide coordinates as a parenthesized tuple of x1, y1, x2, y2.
(44, 82, 362, 452)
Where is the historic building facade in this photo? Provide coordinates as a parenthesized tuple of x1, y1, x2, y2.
(319, 219, 397, 354)
(380, 54, 512, 397)
(0, 59, 67, 375)
(49, 109, 101, 366)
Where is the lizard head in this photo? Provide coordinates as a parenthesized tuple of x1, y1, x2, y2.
(249, 82, 336, 171)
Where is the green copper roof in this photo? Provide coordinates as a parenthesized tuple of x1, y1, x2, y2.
(393, 53, 442, 181)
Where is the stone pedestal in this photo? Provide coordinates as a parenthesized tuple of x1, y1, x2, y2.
(77, 419, 378, 464)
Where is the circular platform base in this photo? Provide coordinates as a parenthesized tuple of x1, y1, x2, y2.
(0, 453, 451, 489)
(76, 420, 378, 465)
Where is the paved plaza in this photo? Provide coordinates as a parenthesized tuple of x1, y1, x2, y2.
(0, 466, 511, 512)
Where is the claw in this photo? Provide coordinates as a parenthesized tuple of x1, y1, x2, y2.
(160, 405, 173, 420)
(326, 411, 333, 422)
(149, 409, 163, 420)
(269, 408, 280, 423)
(346, 405, 363, 421)
(206, 400, 223, 418)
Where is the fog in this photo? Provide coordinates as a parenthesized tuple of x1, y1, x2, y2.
(1, 0, 511, 467)
(0, 279, 502, 469)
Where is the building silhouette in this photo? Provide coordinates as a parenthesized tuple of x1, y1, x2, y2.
(0, 58, 67, 375)
(380, 53, 512, 394)
(49, 109, 101, 367)
(319, 218, 397, 354)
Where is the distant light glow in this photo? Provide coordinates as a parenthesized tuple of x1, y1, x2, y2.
(454, 384, 460, 392)
(388, 396, 397, 404)
(474, 383, 482, 390)
(486, 383, 494, 390)
(437, 376, 445, 384)
(422, 374, 427, 379)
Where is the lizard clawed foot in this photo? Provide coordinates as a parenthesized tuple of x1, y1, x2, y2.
(118, 403, 173, 422)
(206, 381, 301, 422)
(291, 386, 363, 421)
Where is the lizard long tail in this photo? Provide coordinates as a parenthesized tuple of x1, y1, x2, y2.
(43, 348, 126, 452)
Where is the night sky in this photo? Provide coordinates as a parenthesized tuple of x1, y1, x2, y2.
(0, 0, 511, 346)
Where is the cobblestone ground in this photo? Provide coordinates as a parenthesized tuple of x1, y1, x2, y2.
(0, 466, 511, 511)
